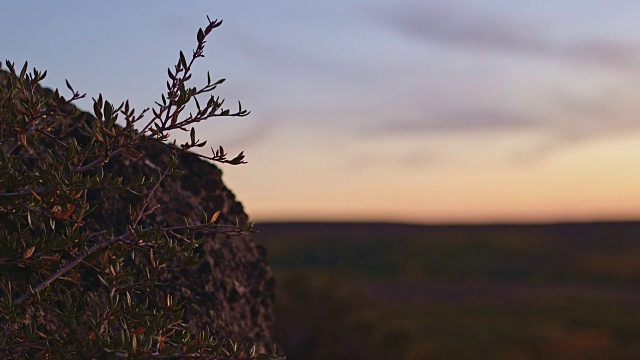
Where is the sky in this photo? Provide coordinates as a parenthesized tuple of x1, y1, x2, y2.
(3, 1, 640, 224)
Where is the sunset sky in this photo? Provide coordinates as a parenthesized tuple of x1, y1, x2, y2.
(3, 1, 640, 223)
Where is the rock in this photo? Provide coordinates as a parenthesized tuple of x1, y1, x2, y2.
(0, 69, 276, 351)
(96, 142, 277, 351)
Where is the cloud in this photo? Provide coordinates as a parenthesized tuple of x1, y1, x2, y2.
(351, 2, 640, 163)
(384, 3, 544, 52)
(562, 40, 640, 69)
(358, 86, 640, 164)
(374, 2, 640, 69)
(218, 116, 282, 150)
(378, 108, 536, 134)
(346, 148, 441, 170)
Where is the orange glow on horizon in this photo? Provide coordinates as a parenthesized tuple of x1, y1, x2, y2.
(232, 132, 640, 224)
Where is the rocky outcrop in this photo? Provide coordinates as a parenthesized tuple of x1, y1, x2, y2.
(95, 142, 277, 350)
(0, 69, 276, 350)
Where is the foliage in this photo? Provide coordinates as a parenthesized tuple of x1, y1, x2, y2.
(0, 17, 282, 359)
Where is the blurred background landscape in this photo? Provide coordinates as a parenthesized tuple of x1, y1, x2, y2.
(4, 1, 640, 358)
(255, 222, 640, 359)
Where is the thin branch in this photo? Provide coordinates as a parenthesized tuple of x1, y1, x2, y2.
(132, 164, 171, 227)
(0, 180, 146, 198)
(16, 202, 84, 224)
(13, 222, 243, 306)
(14, 232, 129, 306)
(0, 340, 50, 352)
(72, 148, 122, 173)
(34, 127, 69, 149)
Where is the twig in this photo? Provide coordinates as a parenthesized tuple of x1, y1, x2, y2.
(13, 222, 241, 306)
(72, 148, 123, 173)
(133, 164, 171, 227)
(14, 232, 131, 306)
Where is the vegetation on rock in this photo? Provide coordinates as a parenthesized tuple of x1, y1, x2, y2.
(0, 17, 282, 359)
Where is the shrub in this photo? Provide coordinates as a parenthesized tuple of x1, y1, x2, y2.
(0, 17, 282, 359)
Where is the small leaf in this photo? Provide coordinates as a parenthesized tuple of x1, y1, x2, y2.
(6, 60, 16, 74)
(131, 326, 145, 336)
(130, 172, 144, 185)
(209, 211, 220, 224)
(179, 51, 187, 70)
(65, 79, 74, 92)
(229, 152, 246, 165)
(148, 127, 160, 137)
(23, 247, 35, 259)
(121, 148, 143, 160)
(54, 204, 75, 220)
(93, 101, 103, 120)
(104, 101, 113, 124)
(19, 61, 28, 78)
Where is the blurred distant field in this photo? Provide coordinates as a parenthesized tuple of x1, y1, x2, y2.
(254, 222, 640, 360)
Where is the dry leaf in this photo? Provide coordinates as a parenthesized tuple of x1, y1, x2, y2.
(209, 210, 220, 224)
(30, 190, 42, 202)
(52, 204, 75, 220)
(131, 326, 145, 335)
(23, 246, 35, 259)
(59, 204, 75, 219)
